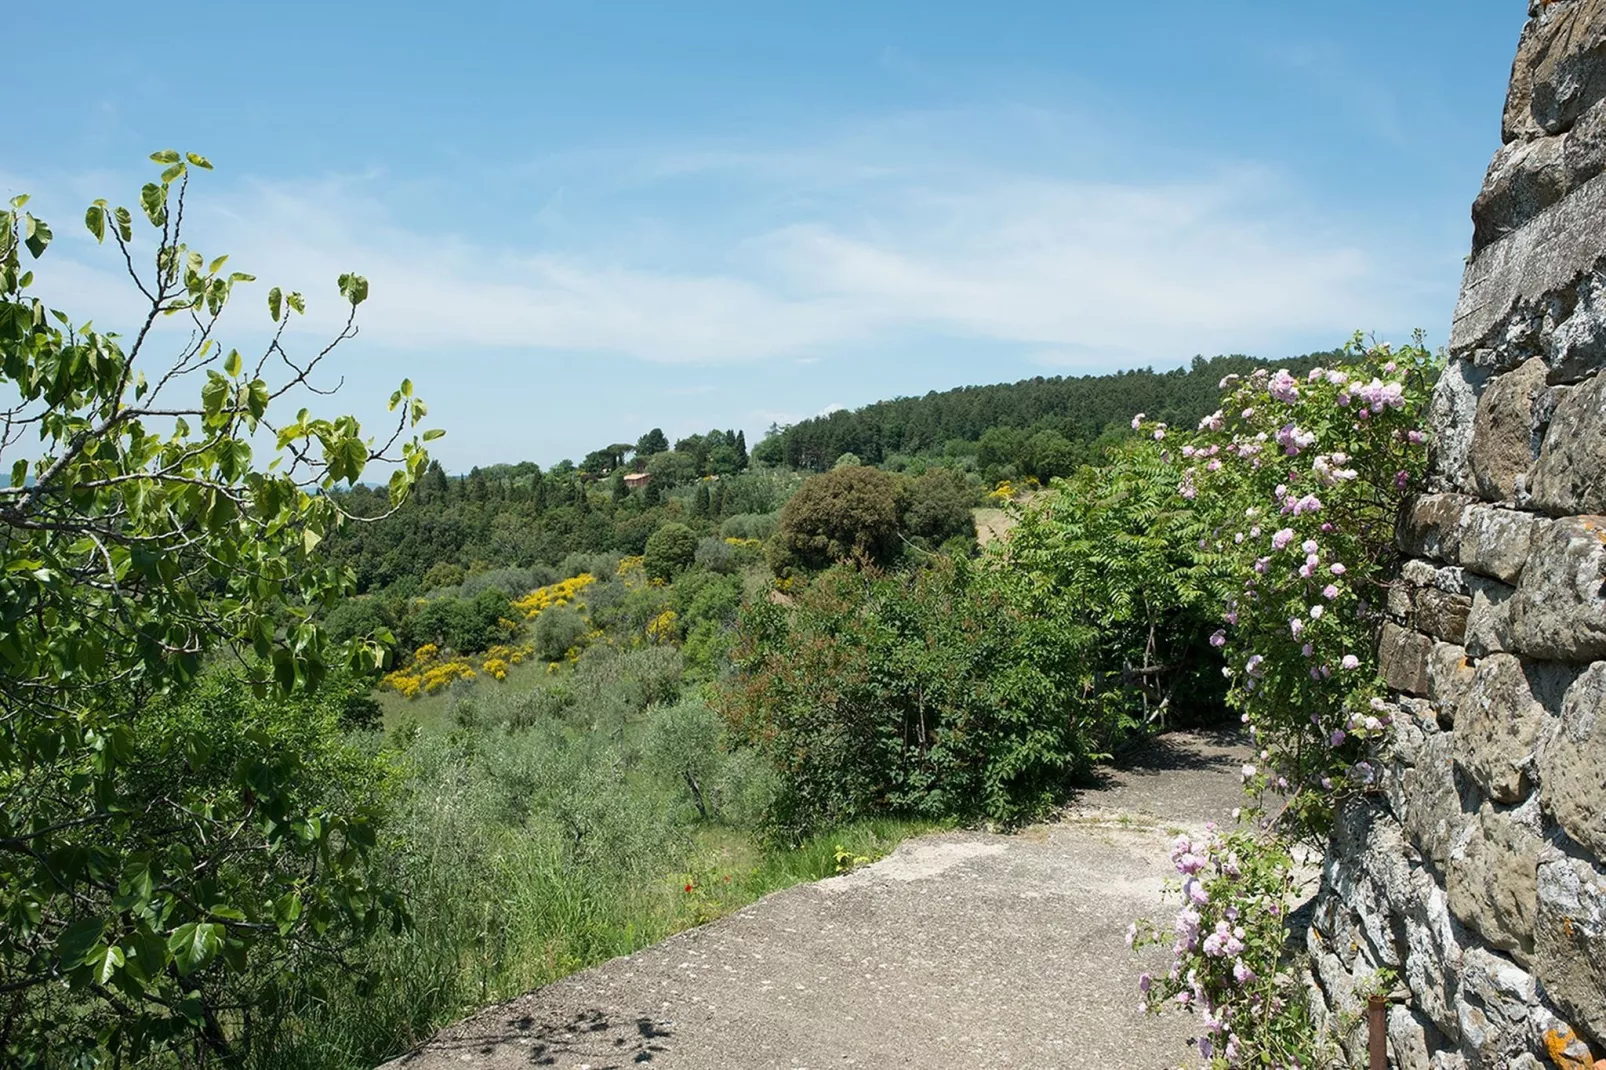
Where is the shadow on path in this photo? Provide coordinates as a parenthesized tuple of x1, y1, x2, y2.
(392, 1009, 673, 1068)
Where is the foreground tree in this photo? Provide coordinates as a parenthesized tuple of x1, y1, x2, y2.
(0, 153, 435, 1062)
(769, 465, 900, 573)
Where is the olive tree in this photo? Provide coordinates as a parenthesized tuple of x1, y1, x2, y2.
(0, 153, 435, 1062)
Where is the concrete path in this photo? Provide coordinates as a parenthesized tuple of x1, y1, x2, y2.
(383, 730, 1250, 1070)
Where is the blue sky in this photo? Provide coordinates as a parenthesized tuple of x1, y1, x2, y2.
(10, 2, 1522, 470)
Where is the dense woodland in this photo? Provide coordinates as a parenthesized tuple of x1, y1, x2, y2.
(753, 352, 1335, 474)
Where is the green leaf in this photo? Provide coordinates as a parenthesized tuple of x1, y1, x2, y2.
(24, 215, 52, 258)
(201, 371, 229, 416)
(113, 206, 133, 242)
(10, 458, 28, 487)
(167, 921, 223, 975)
(160, 162, 186, 184)
(273, 893, 303, 936)
(337, 272, 369, 306)
(286, 291, 305, 315)
(247, 380, 270, 419)
(268, 286, 283, 322)
(56, 917, 106, 968)
(423, 428, 445, 441)
(85, 204, 106, 243)
(149, 149, 182, 165)
(208, 254, 229, 276)
(224, 349, 242, 377)
(185, 152, 214, 170)
(139, 183, 166, 227)
(96, 945, 126, 985)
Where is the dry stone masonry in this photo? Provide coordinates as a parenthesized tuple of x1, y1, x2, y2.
(1306, 3, 1606, 1067)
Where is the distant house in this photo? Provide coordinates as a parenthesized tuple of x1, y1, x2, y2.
(623, 472, 651, 490)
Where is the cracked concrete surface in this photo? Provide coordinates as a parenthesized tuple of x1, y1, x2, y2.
(381, 730, 1250, 1070)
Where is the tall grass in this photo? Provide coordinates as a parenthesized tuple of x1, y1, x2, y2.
(247, 651, 935, 1070)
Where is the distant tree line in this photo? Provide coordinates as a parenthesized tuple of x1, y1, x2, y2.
(751, 352, 1337, 478)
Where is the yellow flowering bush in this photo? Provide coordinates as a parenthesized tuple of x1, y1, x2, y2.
(986, 477, 1040, 503)
(511, 573, 596, 619)
(646, 608, 679, 645)
(380, 641, 535, 699)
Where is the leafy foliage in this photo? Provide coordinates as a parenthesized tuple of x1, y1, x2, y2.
(0, 155, 433, 1063)
(643, 521, 697, 581)
(1007, 439, 1227, 728)
(769, 465, 902, 573)
(723, 557, 1102, 836)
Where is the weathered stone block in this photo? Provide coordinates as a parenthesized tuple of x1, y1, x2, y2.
(1566, 96, 1606, 189)
(1473, 135, 1569, 249)
(1517, 0, 1606, 139)
(1448, 799, 1544, 964)
(1399, 495, 1474, 561)
(1539, 661, 1606, 858)
(1546, 262, 1606, 383)
(1458, 505, 1542, 583)
(1452, 171, 1606, 359)
(1536, 850, 1606, 1049)
(1532, 369, 1606, 515)
(1390, 580, 1416, 623)
(1400, 728, 1464, 870)
(1465, 574, 1518, 659)
(1456, 946, 1538, 1070)
(1417, 588, 1474, 644)
(1402, 880, 1467, 1043)
(1470, 356, 1552, 501)
(1428, 642, 1477, 724)
(1381, 622, 1435, 696)
(1509, 515, 1606, 661)
(1453, 653, 1552, 802)
(1389, 1004, 1441, 1070)
(1430, 359, 1489, 493)
(1533, 1007, 1601, 1070)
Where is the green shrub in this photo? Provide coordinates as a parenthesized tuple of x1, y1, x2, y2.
(406, 587, 513, 654)
(533, 605, 590, 661)
(423, 560, 467, 590)
(642, 698, 728, 819)
(720, 511, 780, 541)
(723, 557, 1098, 836)
(771, 466, 901, 573)
(644, 522, 698, 581)
(1006, 439, 1227, 728)
(897, 466, 978, 550)
(694, 535, 736, 573)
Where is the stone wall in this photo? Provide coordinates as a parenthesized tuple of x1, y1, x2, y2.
(1306, 3, 1606, 1067)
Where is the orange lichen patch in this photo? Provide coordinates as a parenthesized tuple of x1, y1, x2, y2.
(1544, 1024, 1596, 1070)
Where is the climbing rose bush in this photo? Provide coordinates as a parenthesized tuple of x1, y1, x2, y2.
(1132, 336, 1439, 1066)
(1179, 335, 1437, 837)
(1131, 826, 1321, 1068)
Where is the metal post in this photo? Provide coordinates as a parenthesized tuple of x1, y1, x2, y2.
(1368, 994, 1388, 1070)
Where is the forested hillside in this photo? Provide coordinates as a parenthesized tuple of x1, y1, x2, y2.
(753, 351, 1336, 475)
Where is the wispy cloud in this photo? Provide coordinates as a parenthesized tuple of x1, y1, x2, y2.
(12, 109, 1444, 375)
